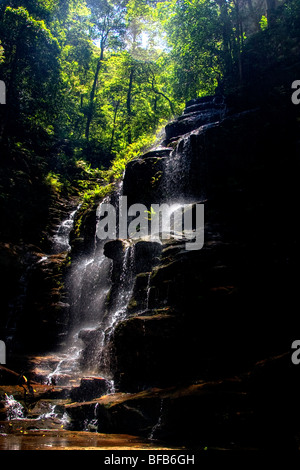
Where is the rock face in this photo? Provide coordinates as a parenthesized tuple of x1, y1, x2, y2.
(122, 154, 167, 207)
(64, 353, 300, 450)
(3, 90, 300, 450)
(103, 93, 300, 398)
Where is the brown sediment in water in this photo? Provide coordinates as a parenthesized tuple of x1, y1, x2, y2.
(0, 426, 181, 451)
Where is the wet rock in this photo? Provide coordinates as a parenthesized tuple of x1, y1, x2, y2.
(165, 109, 223, 142)
(69, 201, 98, 258)
(140, 148, 173, 160)
(248, 353, 300, 450)
(66, 377, 252, 448)
(185, 95, 215, 108)
(134, 240, 162, 274)
(0, 424, 181, 450)
(110, 313, 183, 391)
(127, 272, 150, 314)
(0, 383, 70, 408)
(183, 101, 224, 115)
(26, 398, 69, 419)
(0, 243, 24, 343)
(104, 239, 128, 262)
(15, 251, 70, 352)
(0, 365, 29, 386)
(122, 156, 165, 207)
(70, 377, 110, 402)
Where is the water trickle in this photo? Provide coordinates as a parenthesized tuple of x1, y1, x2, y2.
(46, 334, 84, 385)
(146, 273, 151, 309)
(5, 394, 25, 420)
(95, 243, 136, 378)
(83, 402, 99, 432)
(110, 244, 135, 326)
(52, 205, 80, 254)
(149, 399, 164, 440)
(37, 404, 70, 427)
(66, 247, 111, 332)
(161, 135, 193, 203)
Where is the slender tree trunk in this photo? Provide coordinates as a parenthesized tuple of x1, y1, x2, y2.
(126, 67, 134, 145)
(85, 44, 104, 141)
(109, 100, 120, 153)
(233, 0, 243, 83)
(266, 0, 276, 27)
(216, 0, 234, 76)
(1, 31, 23, 144)
(151, 80, 175, 115)
(246, 0, 261, 32)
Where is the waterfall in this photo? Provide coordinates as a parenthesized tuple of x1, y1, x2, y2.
(44, 184, 138, 386)
(45, 198, 113, 384)
(52, 206, 79, 254)
(43, 97, 223, 390)
(5, 394, 25, 420)
(161, 136, 192, 203)
(149, 399, 164, 440)
(66, 243, 111, 333)
(107, 244, 135, 329)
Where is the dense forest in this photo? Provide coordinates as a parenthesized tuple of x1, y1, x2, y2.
(1, 0, 300, 452)
(0, 0, 299, 246)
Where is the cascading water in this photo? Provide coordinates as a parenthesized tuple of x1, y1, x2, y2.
(52, 206, 80, 254)
(44, 182, 138, 387)
(44, 97, 224, 391)
(149, 399, 164, 440)
(45, 199, 113, 384)
(106, 244, 135, 329)
(161, 136, 192, 203)
(5, 394, 25, 420)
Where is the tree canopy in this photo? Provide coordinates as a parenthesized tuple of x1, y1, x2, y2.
(0, 0, 299, 244)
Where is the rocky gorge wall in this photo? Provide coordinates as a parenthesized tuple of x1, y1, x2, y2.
(2, 91, 300, 450)
(98, 94, 300, 392)
(60, 92, 300, 450)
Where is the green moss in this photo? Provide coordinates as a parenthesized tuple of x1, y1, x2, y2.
(74, 183, 114, 237)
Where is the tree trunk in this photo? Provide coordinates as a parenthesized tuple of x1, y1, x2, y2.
(126, 67, 134, 145)
(233, 0, 243, 83)
(266, 0, 276, 28)
(85, 45, 104, 141)
(246, 0, 261, 32)
(216, 0, 234, 76)
(109, 100, 120, 153)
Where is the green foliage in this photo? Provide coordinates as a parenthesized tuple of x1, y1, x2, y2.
(105, 128, 161, 181)
(159, 0, 222, 99)
(0, 0, 299, 247)
(45, 172, 63, 194)
(0, 40, 4, 63)
(259, 15, 268, 31)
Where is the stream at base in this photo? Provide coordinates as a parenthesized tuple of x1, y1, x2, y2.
(0, 194, 170, 450)
(0, 426, 180, 451)
(1, 99, 225, 450)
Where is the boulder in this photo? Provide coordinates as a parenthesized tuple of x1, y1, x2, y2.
(70, 376, 110, 402)
(140, 148, 173, 160)
(165, 109, 223, 142)
(104, 239, 128, 262)
(109, 313, 184, 391)
(122, 156, 166, 207)
(133, 240, 162, 274)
